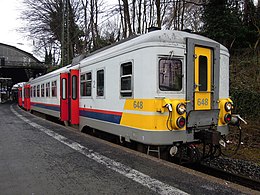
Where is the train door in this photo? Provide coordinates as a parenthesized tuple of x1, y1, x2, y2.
(24, 86, 27, 109)
(60, 73, 69, 121)
(70, 69, 79, 125)
(18, 87, 22, 107)
(24, 84, 31, 111)
(186, 39, 220, 127)
(194, 47, 212, 110)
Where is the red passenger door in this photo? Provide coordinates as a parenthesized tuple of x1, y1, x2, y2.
(60, 73, 69, 121)
(70, 69, 79, 125)
(25, 84, 31, 111)
(18, 87, 22, 107)
(24, 86, 27, 109)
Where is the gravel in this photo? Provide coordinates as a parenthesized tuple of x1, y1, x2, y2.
(202, 156, 260, 181)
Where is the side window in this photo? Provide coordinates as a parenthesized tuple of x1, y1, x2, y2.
(28, 87, 30, 98)
(51, 81, 57, 97)
(81, 72, 92, 97)
(31, 87, 33, 97)
(46, 82, 50, 97)
(72, 75, 77, 100)
(62, 78, 67, 100)
(120, 62, 132, 97)
(159, 58, 182, 91)
(198, 56, 208, 91)
(97, 69, 104, 97)
(34, 86, 36, 97)
(41, 84, 45, 97)
(37, 85, 40, 97)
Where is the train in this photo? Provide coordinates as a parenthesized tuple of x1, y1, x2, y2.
(16, 29, 242, 161)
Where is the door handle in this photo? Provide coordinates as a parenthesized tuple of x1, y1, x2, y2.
(194, 84, 201, 89)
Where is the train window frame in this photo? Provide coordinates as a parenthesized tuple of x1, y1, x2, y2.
(41, 83, 45, 97)
(37, 85, 40, 97)
(24, 87, 28, 99)
(80, 71, 92, 97)
(27, 87, 30, 98)
(31, 86, 33, 98)
(158, 58, 183, 92)
(120, 62, 133, 98)
(96, 69, 105, 98)
(46, 82, 50, 97)
(34, 86, 36, 97)
(19, 89, 22, 99)
(72, 75, 77, 100)
(198, 55, 208, 92)
(61, 78, 67, 100)
(51, 80, 57, 97)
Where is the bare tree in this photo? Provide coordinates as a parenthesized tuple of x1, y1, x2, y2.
(21, 0, 83, 66)
(122, 0, 133, 37)
(163, 0, 203, 31)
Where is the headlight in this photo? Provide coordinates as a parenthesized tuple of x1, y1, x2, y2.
(225, 102, 232, 112)
(176, 103, 186, 115)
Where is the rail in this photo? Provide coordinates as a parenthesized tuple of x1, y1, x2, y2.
(185, 162, 260, 191)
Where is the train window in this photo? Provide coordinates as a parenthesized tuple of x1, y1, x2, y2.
(159, 59, 182, 91)
(81, 72, 92, 97)
(120, 62, 132, 97)
(31, 87, 33, 98)
(46, 82, 50, 97)
(51, 81, 57, 97)
(28, 87, 30, 98)
(41, 84, 45, 97)
(37, 85, 40, 97)
(72, 75, 77, 100)
(97, 69, 104, 97)
(34, 86, 36, 97)
(62, 78, 67, 100)
(199, 56, 208, 91)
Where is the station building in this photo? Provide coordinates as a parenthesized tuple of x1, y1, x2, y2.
(0, 43, 47, 102)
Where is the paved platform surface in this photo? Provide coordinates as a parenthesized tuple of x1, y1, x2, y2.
(0, 103, 258, 195)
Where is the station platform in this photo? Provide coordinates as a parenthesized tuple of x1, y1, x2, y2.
(0, 103, 258, 195)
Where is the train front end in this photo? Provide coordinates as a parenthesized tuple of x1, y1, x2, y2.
(160, 36, 236, 160)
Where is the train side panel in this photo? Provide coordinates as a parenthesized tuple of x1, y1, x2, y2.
(79, 41, 189, 145)
(78, 30, 231, 146)
(30, 73, 61, 118)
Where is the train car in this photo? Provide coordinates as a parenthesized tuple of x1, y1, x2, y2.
(78, 30, 232, 144)
(29, 65, 71, 119)
(17, 82, 26, 108)
(18, 30, 242, 160)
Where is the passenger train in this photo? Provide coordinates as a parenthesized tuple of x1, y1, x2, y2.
(17, 30, 241, 160)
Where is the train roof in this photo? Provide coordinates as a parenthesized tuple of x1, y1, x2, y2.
(79, 30, 229, 66)
(26, 30, 229, 84)
(29, 64, 72, 84)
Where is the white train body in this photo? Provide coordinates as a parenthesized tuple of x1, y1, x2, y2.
(18, 30, 232, 147)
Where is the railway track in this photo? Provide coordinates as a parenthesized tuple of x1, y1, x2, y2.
(185, 162, 260, 191)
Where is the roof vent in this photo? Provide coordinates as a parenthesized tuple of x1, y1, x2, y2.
(182, 29, 192, 33)
(148, 26, 161, 32)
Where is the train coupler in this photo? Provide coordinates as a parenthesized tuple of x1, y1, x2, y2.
(194, 129, 221, 146)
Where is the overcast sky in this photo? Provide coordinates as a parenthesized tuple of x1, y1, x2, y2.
(0, 0, 258, 60)
(0, 0, 33, 54)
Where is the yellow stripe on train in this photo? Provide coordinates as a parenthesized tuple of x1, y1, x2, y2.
(120, 99, 186, 131)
